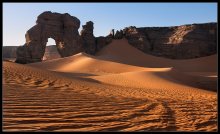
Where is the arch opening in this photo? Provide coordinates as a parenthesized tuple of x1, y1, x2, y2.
(42, 38, 61, 61)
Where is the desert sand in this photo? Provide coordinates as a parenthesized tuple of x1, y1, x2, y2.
(3, 38, 217, 131)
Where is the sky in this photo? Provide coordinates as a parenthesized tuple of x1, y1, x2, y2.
(3, 3, 217, 46)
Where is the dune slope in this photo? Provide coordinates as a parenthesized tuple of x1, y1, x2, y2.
(96, 38, 217, 72)
(29, 38, 217, 91)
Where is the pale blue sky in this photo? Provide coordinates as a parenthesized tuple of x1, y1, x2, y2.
(3, 3, 217, 46)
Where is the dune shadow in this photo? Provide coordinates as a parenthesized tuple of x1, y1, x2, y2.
(153, 70, 217, 92)
(95, 55, 170, 68)
(51, 71, 101, 84)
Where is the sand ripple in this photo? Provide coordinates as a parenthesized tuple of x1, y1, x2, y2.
(3, 61, 217, 131)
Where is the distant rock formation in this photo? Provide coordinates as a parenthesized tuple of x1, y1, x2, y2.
(42, 45, 61, 60)
(3, 46, 18, 59)
(109, 29, 115, 38)
(114, 30, 123, 39)
(95, 36, 112, 52)
(15, 11, 83, 64)
(3, 45, 60, 61)
(123, 26, 152, 53)
(122, 23, 217, 59)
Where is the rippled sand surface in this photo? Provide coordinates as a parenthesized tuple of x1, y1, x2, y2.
(3, 39, 217, 132)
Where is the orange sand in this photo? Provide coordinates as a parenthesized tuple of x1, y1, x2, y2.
(3, 38, 217, 131)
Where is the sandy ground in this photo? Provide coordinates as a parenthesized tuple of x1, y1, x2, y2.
(3, 38, 217, 131)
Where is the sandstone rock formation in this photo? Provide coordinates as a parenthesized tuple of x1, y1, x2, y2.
(109, 29, 115, 38)
(3, 46, 18, 59)
(123, 26, 152, 53)
(114, 30, 123, 39)
(95, 30, 114, 52)
(15, 11, 217, 63)
(16, 11, 83, 63)
(123, 23, 217, 59)
(80, 21, 96, 55)
(3, 45, 60, 61)
(95, 36, 113, 52)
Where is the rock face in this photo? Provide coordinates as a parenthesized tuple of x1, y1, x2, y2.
(123, 26, 152, 53)
(114, 30, 123, 39)
(3, 46, 18, 59)
(95, 36, 112, 52)
(95, 30, 113, 52)
(123, 23, 217, 59)
(4, 45, 60, 61)
(80, 21, 96, 55)
(15, 11, 83, 64)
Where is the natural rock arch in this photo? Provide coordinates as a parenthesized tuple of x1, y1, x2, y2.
(16, 11, 83, 64)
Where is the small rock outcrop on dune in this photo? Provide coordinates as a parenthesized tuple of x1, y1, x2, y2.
(15, 11, 217, 64)
(15, 11, 83, 64)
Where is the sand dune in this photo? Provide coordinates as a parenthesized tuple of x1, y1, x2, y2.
(31, 38, 217, 74)
(30, 53, 149, 74)
(29, 38, 217, 91)
(89, 68, 217, 91)
(96, 38, 217, 72)
(3, 38, 217, 131)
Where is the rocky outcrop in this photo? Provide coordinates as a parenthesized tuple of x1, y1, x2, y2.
(3, 46, 18, 59)
(15, 11, 83, 64)
(95, 36, 113, 52)
(4, 45, 62, 61)
(123, 26, 152, 53)
(95, 30, 114, 52)
(109, 29, 115, 38)
(15, 11, 114, 64)
(80, 21, 96, 55)
(114, 30, 123, 39)
(15, 11, 217, 63)
(123, 23, 217, 59)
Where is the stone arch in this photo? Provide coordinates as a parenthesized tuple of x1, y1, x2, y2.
(15, 11, 83, 64)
